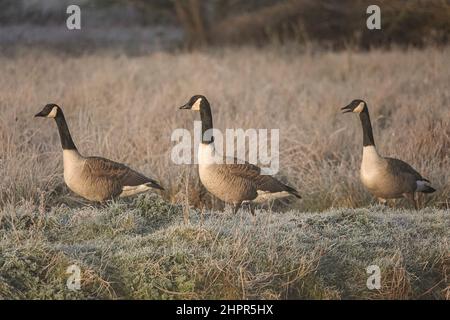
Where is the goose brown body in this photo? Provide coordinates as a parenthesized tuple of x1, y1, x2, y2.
(199, 160, 299, 205)
(63, 150, 162, 202)
(361, 146, 431, 199)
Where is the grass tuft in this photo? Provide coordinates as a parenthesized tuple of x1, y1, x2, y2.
(0, 201, 448, 299)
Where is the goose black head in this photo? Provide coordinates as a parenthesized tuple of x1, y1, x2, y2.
(35, 103, 61, 118)
(179, 95, 209, 112)
(341, 99, 367, 114)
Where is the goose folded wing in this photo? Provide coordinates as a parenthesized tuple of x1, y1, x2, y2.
(84, 157, 152, 187)
(222, 162, 292, 193)
(385, 157, 424, 180)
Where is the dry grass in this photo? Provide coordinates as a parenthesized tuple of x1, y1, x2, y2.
(0, 46, 449, 211)
(0, 195, 448, 299)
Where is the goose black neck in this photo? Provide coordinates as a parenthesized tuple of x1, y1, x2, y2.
(200, 102, 214, 144)
(359, 108, 375, 147)
(54, 112, 77, 150)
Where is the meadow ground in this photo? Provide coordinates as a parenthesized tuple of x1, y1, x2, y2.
(0, 195, 448, 299)
(0, 46, 449, 299)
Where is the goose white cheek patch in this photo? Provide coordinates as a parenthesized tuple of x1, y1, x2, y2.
(192, 98, 202, 111)
(47, 106, 58, 118)
(353, 102, 365, 113)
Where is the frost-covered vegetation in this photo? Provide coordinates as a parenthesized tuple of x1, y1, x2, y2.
(0, 195, 448, 299)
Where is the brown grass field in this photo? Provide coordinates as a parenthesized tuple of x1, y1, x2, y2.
(0, 46, 449, 299)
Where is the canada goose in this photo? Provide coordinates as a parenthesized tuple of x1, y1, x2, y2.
(342, 99, 435, 208)
(35, 104, 163, 202)
(179, 95, 301, 214)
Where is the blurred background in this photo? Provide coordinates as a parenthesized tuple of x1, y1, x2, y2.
(1, 0, 449, 53)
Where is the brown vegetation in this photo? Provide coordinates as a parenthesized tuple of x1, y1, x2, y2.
(165, 0, 450, 48)
(0, 197, 448, 299)
(0, 46, 448, 211)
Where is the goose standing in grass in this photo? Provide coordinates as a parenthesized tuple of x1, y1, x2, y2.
(341, 99, 435, 209)
(35, 104, 163, 202)
(179, 95, 301, 214)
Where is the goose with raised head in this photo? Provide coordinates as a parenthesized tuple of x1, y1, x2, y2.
(341, 99, 435, 208)
(35, 104, 163, 202)
(179, 95, 301, 214)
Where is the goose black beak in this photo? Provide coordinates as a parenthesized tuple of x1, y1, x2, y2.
(34, 111, 46, 117)
(179, 103, 191, 110)
(341, 105, 353, 114)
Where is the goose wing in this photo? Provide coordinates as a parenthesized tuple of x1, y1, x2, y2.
(84, 157, 163, 190)
(221, 160, 301, 198)
(384, 157, 425, 181)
